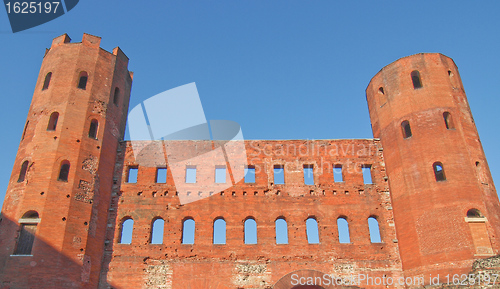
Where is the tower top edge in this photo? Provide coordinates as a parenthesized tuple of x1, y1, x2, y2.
(47, 33, 129, 61)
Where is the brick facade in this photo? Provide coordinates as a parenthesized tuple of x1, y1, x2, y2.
(0, 34, 498, 289)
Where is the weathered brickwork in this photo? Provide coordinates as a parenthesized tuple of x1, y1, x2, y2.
(0, 35, 499, 289)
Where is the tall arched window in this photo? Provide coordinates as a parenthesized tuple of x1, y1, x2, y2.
(17, 160, 29, 183)
(443, 112, 455, 129)
(113, 87, 120, 106)
(337, 217, 350, 244)
(306, 217, 320, 244)
(213, 218, 226, 245)
(119, 218, 134, 244)
(14, 211, 40, 255)
(275, 218, 288, 244)
(42, 72, 52, 90)
(88, 119, 98, 139)
(58, 160, 70, 182)
(411, 70, 422, 89)
(401, 120, 412, 138)
(21, 121, 29, 141)
(244, 217, 257, 244)
(77, 71, 88, 89)
(182, 218, 195, 244)
(150, 218, 164, 244)
(47, 112, 59, 131)
(368, 216, 382, 243)
(433, 162, 446, 181)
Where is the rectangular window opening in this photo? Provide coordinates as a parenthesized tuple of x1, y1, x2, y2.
(274, 165, 285, 185)
(333, 165, 343, 182)
(362, 165, 372, 184)
(127, 167, 138, 183)
(185, 166, 197, 183)
(215, 166, 226, 183)
(244, 165, 256, 183)
(303, 164, 314, 185)
(156, 168, 167, 183)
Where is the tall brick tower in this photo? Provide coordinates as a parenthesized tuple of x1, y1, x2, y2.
(0, 34, 132, 288)
(366, 53, 500, 281)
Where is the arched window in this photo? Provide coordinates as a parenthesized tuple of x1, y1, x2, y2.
(17, 161, 29, 183)
(443, 112, 455, 129)
(14, 211, 40, 255)
(47, 112, 59, 131)
(275, 218, 288, 244)
(58, 160, 70, 182)
(401, 120, 412, 138)
(22, 121, 29, 141)
(368, 216, 382, 243)
(433, 162, 446, 181)
(306, 217, 320, 244)
(77, 71, 88, 89)
(88, 119, 98, 139)
(467, 209, 483, 218)
(113, 87, 120, 106)
(119, 218, 134, 244)
(182, 218, 195, 244)
(244, 217, 257, 244)
(337, 217, 350, 243)
(213, 218, 226, 245)
(411, 70, 422, 89)
(150, 218, 164, 244)
(379, 86, 387, 106)
(42, 72, 52, 90)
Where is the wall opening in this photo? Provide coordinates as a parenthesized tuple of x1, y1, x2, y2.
(17, 160, 29, 183)
(401, 120, 412, 138)
(113, 87, 120, 106)
(362, 165, 372, 184)
(213, 218, 226, 245)
(411, 70, 422, 89)
(119, 218, 134, 244)
(88, 119, 98, 139)
(245, 165, 256, 183)
(303, 164, 314, 185)
(443, 112, 455, 129)
(274, 165, 285, 184)
(306, 217, 320, 244)
(466, 209, 493, 255)
(42, 72, 52, 90)
(368, 216, 382, 243)
(433, 162, 446, 181)
(77, 71, 88, 89)
(150, 218, 164, 244)
(182, 218, 195, 244)
(337, 217, 350, 243)
(58, 160, 70, 182)
(215, 165, 226, 183)
(156, 167, 167, 183)
(127, 166, 138, 183)
(275, 217, 288, 244)
(47, 112, 59, 131)
(244, 217, 257, 244)
(185, 166, 196, 183)
(333, 164, 343, 182)
(22, 121, 29, 141)
(378, 86, 387, 106)
(13, 211, 40, 255)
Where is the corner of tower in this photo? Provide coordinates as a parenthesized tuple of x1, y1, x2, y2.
(82, 33, 101, 48)
(50, 33, 71, 48)
(112, 46, 130, 65)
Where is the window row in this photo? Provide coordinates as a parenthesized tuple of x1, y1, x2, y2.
(46, 112, 100, 139)
(18, 160, 71, 183)
(126, 164, 374, 185)
(401, 112, 455, 139)
(118, 216, 382, 245)
(41, 71, 121, 105)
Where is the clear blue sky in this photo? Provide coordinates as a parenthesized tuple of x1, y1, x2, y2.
(0, 1, 499, 210)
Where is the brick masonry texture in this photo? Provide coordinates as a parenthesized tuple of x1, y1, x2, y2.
(0, 35, 499, 289)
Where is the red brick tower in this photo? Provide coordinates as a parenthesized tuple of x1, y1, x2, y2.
(0, 34, 132, 288)
(366, 53, 500, 281)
